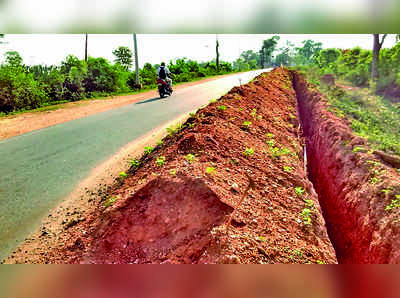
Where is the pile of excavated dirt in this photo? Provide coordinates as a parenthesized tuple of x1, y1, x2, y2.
(4, 69, 337, 264)
(293, 71, 400, 263)
(39, 69, 337, 264)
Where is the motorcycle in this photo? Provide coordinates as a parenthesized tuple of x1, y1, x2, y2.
(157, 78, 173, 98)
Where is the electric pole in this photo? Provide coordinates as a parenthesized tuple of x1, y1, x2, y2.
(216, 34, 220, 73)
(133, 33, 140, 87)
(84, 33, 88, 62)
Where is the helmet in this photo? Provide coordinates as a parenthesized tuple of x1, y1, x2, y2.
(161, 62, 166, 66)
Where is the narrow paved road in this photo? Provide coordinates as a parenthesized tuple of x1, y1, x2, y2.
(0, 69, 267, 260)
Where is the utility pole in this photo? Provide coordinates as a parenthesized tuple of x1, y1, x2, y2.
(133, 33, 140, 87)
(84, 33, 88, 62)
(216, 34, 220, 73)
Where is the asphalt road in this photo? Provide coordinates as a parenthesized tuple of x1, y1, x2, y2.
(0, 69, 268, 260)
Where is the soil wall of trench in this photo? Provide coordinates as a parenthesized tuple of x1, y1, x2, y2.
(292, 71, 400, 263)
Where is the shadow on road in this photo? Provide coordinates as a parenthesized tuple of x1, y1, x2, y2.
(136, 97, 164, 105)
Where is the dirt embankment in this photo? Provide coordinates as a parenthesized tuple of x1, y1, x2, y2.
(292, 71, 400, 263)
(5, 68, 337, 264)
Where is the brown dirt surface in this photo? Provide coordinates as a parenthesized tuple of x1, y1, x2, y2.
(5, 68, 338, 264)
(293, 71, 400, 263)
(0, 74, 237, 141)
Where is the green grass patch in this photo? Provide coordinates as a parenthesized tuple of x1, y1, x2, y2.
(325, 88, 400, 156)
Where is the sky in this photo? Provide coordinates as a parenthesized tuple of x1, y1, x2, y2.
(0, 0, 398, 33)
(0, 34, 398, 68)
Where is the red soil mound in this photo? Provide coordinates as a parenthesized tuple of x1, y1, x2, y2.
(83, 176, 233, 264)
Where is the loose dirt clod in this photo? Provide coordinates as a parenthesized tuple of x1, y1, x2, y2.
(226, 173, 256, 230)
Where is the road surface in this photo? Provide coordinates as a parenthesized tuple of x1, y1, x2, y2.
(0, 69, 268, 260)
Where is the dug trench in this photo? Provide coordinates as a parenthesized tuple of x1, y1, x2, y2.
(292, 71, 400, 263)
(5, 68, 399, 264)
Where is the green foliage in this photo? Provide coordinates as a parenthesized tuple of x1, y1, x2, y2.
(184, 153, 195, 163)
(86, 57, 129, 93)
(260, 36, 280, 67)
(166, 123, 182, 136)
(0, 47, 238, 114)
(217, 105, 227, 111)
(295, 186, 305, 196)
(169, 169, 177, 176)
(143, 146, 154, 155)
(352, 146, 366, 153)
(300, 208, 312, 225)
(385, 195, 400, 211)
(130, 159, 140, 168)
(243, 147, 255, 157)
(0, 63, 48, 112)
(119, 171, 128, 179)
(296, 40, 323, 65)
(5, 51, 23, 67)
(326, 88, 400, 155)
(266, 139, 275, 147)
(275, 41, 296, 66)
(336, 47, 372, 86)
(206, 167, 216, 175)
(316, 48, 341, 72)
(283, 165, 294, 173)
(103, 196, 116, 208)
(112, 46, 133, 70)
(140, 63, 157, 86)
(304, 199, 314, 208)
(156, 156, 166, 167)
(240, 50, 259, 69)
(242, 121, 252, 128)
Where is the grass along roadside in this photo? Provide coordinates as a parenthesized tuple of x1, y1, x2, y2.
(324, 86, 400, 156)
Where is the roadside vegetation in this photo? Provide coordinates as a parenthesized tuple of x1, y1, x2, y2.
(0, 35, 325, 115)
(291, 35, 400, 157)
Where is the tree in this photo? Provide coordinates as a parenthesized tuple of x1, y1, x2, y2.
(296, 40, 323, 65)
(371, 34, 387, 81)
(5, 51, 23, 67)
(240, 50, 258, 69)
(316, 48, 341, 69)
(258, 49, 265, 68)
(275, 41, 295, 66)
(112, 46, 133, 70)
(0, 34, 5, 45)
(261, 36, 280, 67)
(233, 58, 249, 71)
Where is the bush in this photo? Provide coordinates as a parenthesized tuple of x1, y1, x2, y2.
(140, 63, 157, 87)
(0, 65, 48, 112)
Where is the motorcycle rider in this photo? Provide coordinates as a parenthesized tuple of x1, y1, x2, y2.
(156, 62, 173, 92)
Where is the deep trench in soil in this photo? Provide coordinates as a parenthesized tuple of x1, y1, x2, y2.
(290, 71, 400, 264)
(291, 74, 345, 263)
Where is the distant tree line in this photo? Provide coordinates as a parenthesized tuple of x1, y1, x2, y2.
(296, 35, 400, 101)
(0, 45, 238, 114)
(3, 34, 397, 114)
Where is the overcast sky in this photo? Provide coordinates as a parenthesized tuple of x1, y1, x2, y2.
(0, 34, 397, 68)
